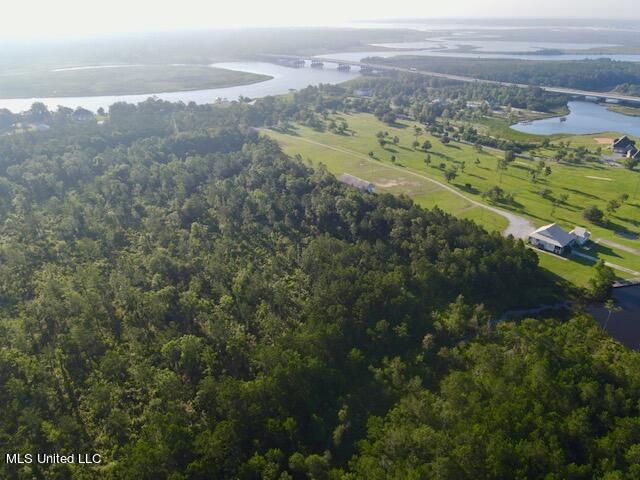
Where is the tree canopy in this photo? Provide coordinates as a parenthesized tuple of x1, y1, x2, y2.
(0, 96, 635, 479)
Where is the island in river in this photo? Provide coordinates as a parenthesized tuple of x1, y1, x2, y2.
(0, 64, 272, 98)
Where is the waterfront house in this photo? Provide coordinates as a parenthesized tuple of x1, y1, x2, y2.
(613, 136, 636, 154)
(529, 223, 592, 255)
(528, 223, 577, 255)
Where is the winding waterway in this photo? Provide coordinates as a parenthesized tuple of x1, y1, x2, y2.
(0, 61, 359, 113)
(2, 35, 640, 117)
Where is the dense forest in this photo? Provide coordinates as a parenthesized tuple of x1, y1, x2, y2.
(370, 56, 640, 93)
(0, 95, 638, 479)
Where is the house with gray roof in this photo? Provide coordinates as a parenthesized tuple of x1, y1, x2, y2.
(613, 136, 636, 154)
(528, 223, 577, 255)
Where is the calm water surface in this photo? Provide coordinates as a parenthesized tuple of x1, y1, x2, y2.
(0, 62, 359, 113)
(512, 101, 640, 136)
(590, 286, 640, 350)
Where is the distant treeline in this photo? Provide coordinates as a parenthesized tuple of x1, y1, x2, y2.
(370, 56, 640, 93)
(0, 28, 426, 70)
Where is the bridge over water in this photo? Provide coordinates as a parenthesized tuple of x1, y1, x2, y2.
(262, 54, 640, 104)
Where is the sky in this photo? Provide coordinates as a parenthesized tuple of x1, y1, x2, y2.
(3, 0, 640, 39)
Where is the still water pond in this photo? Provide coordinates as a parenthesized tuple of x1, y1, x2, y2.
(590, 286, 640, 350)
(512, 101, 640, 136)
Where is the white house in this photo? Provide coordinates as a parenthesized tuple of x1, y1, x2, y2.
(528, 223, 591, 255)
(570, 226, 591, 246)
(528, 223, 577, 255)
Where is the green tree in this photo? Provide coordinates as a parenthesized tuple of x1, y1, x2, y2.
(588, 260, 616, 301)
(606, 199, 621, 216)
(602, 299, 622, 331)
(583, 205, 604, 224)
(444, 168, 457, 183)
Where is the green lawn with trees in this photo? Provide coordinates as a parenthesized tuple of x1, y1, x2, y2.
(265, 127, 510, 233)
(265, 112, 640, 285)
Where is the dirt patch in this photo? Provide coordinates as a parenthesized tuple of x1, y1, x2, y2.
(595, 137, 614, 145)
(375, 179, 420, 188)
(585, 175, 612, 181)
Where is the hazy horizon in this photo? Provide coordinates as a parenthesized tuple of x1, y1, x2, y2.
(2, 1, 640, 40)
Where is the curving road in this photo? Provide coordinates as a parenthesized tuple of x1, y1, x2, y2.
(279, 134, 535, 238)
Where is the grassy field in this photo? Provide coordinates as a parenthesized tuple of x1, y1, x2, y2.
(0, 65, 271, 98)
(536, 251, 596, 288)
(264, 112, 640, 285)
(265, 126, 509, 233)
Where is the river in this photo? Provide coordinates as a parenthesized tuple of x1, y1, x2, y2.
(2, 36, 640, 114)
(0, 61, 360, 113)
(512, 101, 640, 136)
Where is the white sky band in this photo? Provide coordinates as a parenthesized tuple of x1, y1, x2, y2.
(2, 0, 639, 39)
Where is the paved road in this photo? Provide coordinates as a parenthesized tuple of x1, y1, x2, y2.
(277, 133, 535, 239)
(267, 54, 640, 104)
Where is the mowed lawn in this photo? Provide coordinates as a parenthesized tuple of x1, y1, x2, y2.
(265, 127, 509, 233)
(264, 112, 640, 285)
(536, 251, 599, 288)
